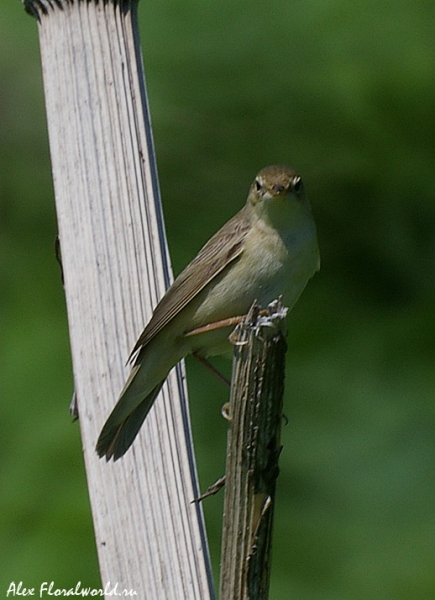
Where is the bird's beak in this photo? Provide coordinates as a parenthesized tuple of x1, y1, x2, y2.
(272, 184, 286, 195)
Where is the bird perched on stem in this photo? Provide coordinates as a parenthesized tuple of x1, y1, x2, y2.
(96, 165, 320, 460)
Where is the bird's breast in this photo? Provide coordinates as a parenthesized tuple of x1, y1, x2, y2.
(190, 217, 318, 329)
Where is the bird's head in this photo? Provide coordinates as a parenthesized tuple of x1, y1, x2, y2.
(247, 164, 311, 228)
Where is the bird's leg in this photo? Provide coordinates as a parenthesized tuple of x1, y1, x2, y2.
(183, 315, 245, 338)
(183, 309, 270, 339)
(186, 309, 269, 387)
(185, 310, 272, 343)
(192, 353, 231, 388)
(185, 317, 246, 388)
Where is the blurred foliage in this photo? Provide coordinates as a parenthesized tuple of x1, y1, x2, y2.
(1, 0, 435, 598)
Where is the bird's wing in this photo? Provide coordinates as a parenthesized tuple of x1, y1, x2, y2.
(130, 205, 252, 358)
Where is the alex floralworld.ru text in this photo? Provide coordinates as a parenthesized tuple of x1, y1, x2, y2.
(6, 581, 138, 597)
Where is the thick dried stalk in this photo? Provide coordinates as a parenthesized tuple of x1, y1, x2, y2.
(24, 0, 214, 597)
(220, 300, 288, 600)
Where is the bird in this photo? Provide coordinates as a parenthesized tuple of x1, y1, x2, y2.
(96, 165, 320, 460)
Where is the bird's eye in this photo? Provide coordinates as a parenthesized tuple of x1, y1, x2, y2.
(291, 176, 303, 194)
(255, 179, 262, 192)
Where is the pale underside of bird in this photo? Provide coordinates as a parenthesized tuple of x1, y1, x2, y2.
(96, 165, 320, 460)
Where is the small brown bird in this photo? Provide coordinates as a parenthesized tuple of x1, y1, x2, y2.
(96, 165, 320, 460)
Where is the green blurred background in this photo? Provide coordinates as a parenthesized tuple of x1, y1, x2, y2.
(1, 0, 435, 598)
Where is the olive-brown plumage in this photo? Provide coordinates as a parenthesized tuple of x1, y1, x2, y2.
(96, 165, 320, 460)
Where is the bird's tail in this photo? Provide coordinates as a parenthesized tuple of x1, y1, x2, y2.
(96, 383, 163, 461)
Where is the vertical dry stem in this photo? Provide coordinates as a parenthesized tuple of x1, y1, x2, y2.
(24, 1, 213, 597)
(220, 300, 288, 600)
